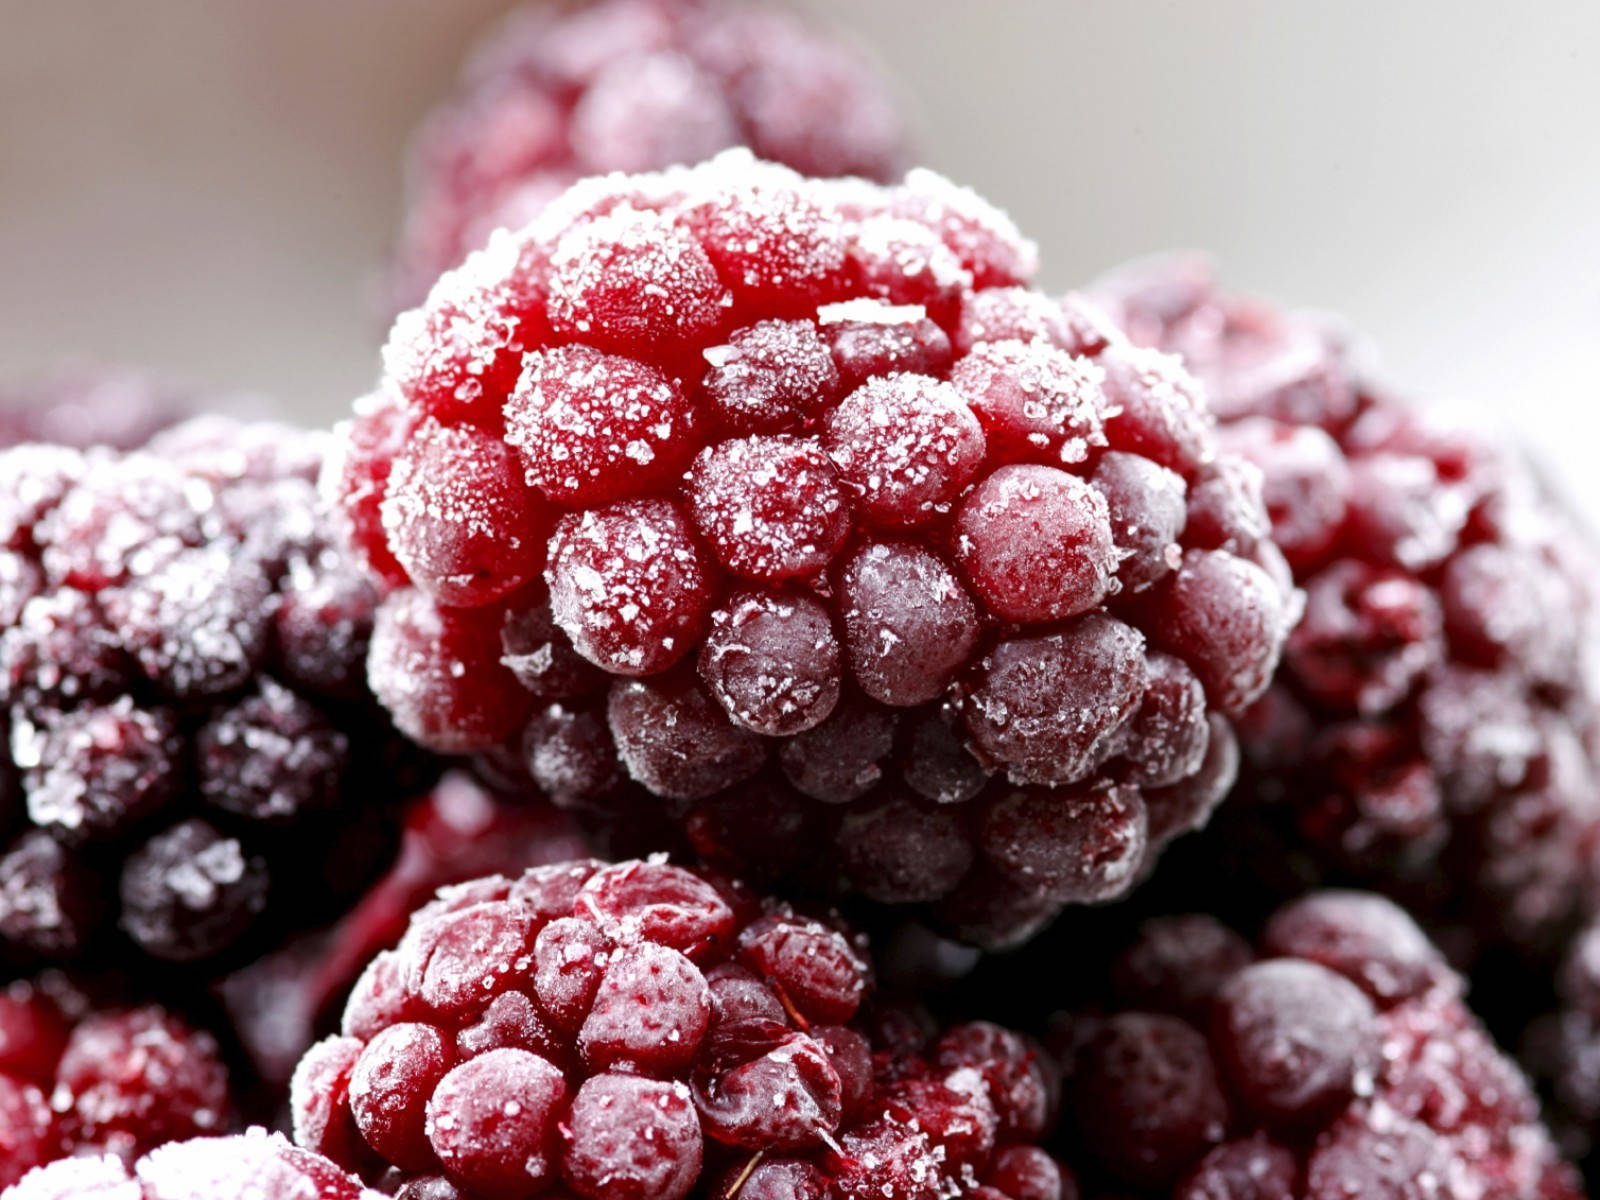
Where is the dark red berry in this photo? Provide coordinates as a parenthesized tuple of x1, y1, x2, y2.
(351, 158, 1294, 945)
(0, 417, 434, 970)
(1098, 255, 1600, 974)
(290, 857, 1057, 1200)
(1048, 891, 1581, 1197)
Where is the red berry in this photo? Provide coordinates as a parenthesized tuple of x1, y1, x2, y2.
(1100, 256, 1600, 975)
(823, 374, 985, 529)
(547, 499, 714, 677)
(699, 590, 841, 735)
(382, 418, 546, 608)
(837, 542, 979, 707)
(687, 435, 851, 583)
(289, 857, 1056, 1200)
(1047, 891, 1581, 1197)
(387, 0, 910, 310)
(351, 159, 1294, 944)
(508, 344, 701, 505)
(954, 464, 1117, 624)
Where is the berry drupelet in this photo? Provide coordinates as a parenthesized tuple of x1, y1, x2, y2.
(1096, 256, 1600, 967)
(389, 0, 910, 310)
(0, 416, 434, 971)
(1050, 891, 1581, 1198)
(337, 151, 1298, 949)
(290, 856, 1066, 1200)
(5, 1129, 382, 1200)
(0, 974, 235, 1187)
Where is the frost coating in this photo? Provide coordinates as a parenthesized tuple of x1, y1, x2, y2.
(348, 153, 1296, 947)
(0, 417, 431, 968)
(8, 1128, 383, 1199)
(1049, 891, 1580, 1198)
(289, 857, 1062, 1200)
(0, 980, 235, 1188)
(1098, 255, 1600, 965)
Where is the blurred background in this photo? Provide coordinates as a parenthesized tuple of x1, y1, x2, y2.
(1, 1, 1595, 504)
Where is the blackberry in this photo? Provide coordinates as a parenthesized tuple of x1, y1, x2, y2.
(0, 974, 234, 1186)
(341, 153, 1297, 948)
(388, 0, 911, 309)
(290, 856, 1065, 1200)
(0, 417, 435, 971)
(7, 1129, 380, 1199)
(1049, 891, 1580, 1197)
(0, 370, 193, 452)
(1096, 257, 1600, 966)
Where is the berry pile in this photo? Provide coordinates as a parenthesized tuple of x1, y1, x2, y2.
(336, 151, 1298, 949)
(1096, 256, 1600, 965)
(1050, 891, 1582, 1198)
(291, 856, 1065, 1200)
(0, 370, 192, 452)
(0, 974, 235, 1187)
(0, 416, 434, 970)
(390, 0, 909, 309)
(7, 1129, 380, 1200)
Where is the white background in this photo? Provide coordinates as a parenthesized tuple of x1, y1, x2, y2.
(1, 1, 1596, 509)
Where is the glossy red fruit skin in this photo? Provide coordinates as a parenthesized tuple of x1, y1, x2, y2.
(289, 857, 1066, 1200)
(387, 0, 912, 312)
(0, 417, 439, 971)
(1046, 891, 1581, 1199)
(350, 154, 1297, 949)
(1097, 256, 1600, 971)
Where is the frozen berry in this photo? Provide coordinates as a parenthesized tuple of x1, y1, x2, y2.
(547, 499, 714, 677)
(348, 155, 1293, 946)
(0, 981, 237, 1184)
(687, 434, 851, 582)
(381, 418, 546, 607)
(0, 417, 437, 969)
(290, 857, 1060, 1199)
(1098, 257, 1600, 967)
(8, 1128, 381, 1199)
(699, 590, 840, 735)
(823, 374, 985, 529)
(1047, 892, 1581, 1196)
(387, 0, 910, 309)
(953, 464, 1116, 624)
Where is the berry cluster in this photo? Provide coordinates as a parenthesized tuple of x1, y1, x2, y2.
(0, 416, 433, 970)
(1051, 891, 1582, 1198)
(291, 856, 1065, 1200)
(1096, 256, 1600, 964)
(0, 974, 234, 1187)
(390, 0, 910, 309)
(8, 1129, 379, 1200)
(0, 371, 191, 452)
(336, 151, 1298, 949)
